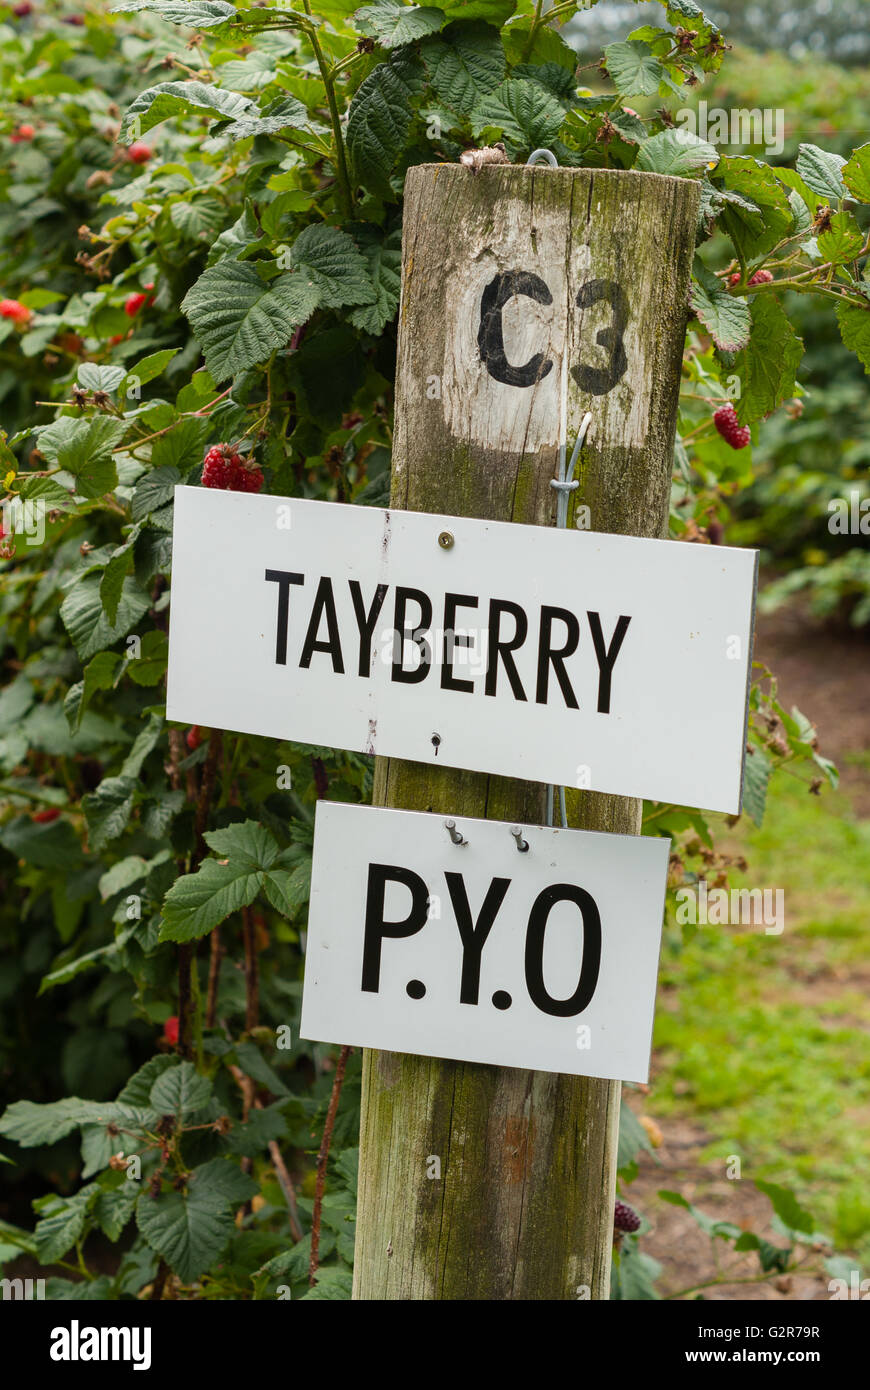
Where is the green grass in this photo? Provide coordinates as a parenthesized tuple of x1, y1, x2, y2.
(651, 765, 870, 1262)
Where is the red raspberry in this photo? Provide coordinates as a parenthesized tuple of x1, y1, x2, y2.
(127, 142, 152, 164)
(729, 268, 774, 287)
(614, 1200, 641, 1234)
(186, 724, 202, 751)
(33, 807, 61, 823)
(13, 2, 34, 14)
(713, 403, 751, 450)
(201, 444, 263, 494)
(163, 1016, 179, 1045)
(10, 124, 35, 142)
(108, 332, 126, 345)
(0, 298, 32, 325)
(124, 292, 147, 317)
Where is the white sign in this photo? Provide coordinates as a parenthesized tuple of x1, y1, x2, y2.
(167, 487, 757, 813)
(300, 802, 670, 1083)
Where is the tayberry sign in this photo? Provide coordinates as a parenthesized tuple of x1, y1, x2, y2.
(299, 802, 671, 1082)
(167, 486, 757, 813)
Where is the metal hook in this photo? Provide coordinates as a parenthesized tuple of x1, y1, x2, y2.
(444, 819, 467, 846)
(510, 825, 529, 853)
(526, 149, 559, 168)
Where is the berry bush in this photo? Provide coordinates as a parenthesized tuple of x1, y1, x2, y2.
(0, 0, 866, 1299)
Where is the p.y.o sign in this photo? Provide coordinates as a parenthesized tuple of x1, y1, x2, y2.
(167, 487, 757, 812)
(300, 802, 670, 1083)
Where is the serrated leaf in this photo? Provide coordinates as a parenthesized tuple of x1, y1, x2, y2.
(78, 363, 126, 394)
(132, 466, 181, 521)
(36, 1188, 97, 1265)
(36, 416, 125, 499)
(289, 225, 376, 309)
(347, 54, 423, 197)
(126, 629, 169, 686)
(60, 574, 151, 661)
(82, 775, 138, 852)
(755, 1179, 815, 1235)
(512, 61, 577, 100)
(67, 650, 123, 731)
(101, 523, 143, 626)
(136, 1181, 234, 1282)
(742, 743, 772, 825)
(150, 1061, 213, 1117)
(94, 1185, 139, 1242)
(796, 143, 847, 201)
(111, 0, 238, 25)
(603, 40, 664, 97)
(160, 820, 282, 941)
(471, 78, 564, 153)
(182, 260, 318, 382)
(719, 157, 794, 262)
(348, 228, 401, 334)
(170, 196, 226, 241)
(817, 211, 864, 265)
(0, 815, 82, 871)
(636, 127, 717, 178)
(121, 81, 257, 143)
(214, 95, 311, 142)
(843, 143, 870, 203)
(691, 259, 750, 350)
(355, 0, 445, 47)
(421, 21, 504, 108)
(836, 300, 870, 376)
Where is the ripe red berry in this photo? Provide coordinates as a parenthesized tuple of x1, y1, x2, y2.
(13, 2, 34, 15)
(201, 443, 263, 494)
(0, 298, 32, 325)
(62, 12, 84, 22)
(127, 142, 152, 164)
(163, 1016, 179, 1045)
(33, 807, 61, 823)
(614, 1200, 641, 1234)
(186, 724, 202, 751)
(713, 403, 751, 450)
(10, 124, 35, 143)
(124, 292, 147, 317)
(729, 268, 774, 288)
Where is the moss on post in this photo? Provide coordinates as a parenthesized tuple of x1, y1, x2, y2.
(353, 163, 700, 1301)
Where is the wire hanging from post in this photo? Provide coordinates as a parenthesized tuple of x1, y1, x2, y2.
(546, 411, 593, 828)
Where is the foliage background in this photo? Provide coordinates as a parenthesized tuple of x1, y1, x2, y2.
(0, 0, 866, 1298)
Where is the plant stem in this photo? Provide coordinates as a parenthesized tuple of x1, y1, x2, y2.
(302, 0, 353, 218)
(309, 1045, 350, 1286)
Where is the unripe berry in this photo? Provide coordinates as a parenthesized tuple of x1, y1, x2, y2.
(713, 402, 751, 450)
(729, 268, 774, 288)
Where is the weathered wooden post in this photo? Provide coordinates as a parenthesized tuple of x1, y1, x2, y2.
(353, 164, 700, 1300)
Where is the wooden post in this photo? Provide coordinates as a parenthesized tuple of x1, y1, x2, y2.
(353, 164, 699, 1301)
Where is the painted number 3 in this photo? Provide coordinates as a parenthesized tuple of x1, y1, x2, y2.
(477, 270, 629, 396)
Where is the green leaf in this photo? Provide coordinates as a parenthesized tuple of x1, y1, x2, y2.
(101, 524, 143, 626)
(817, 211, 865, 265)
(36, 416, 125, 499)
(636, 127, 718, 178)
(78, 363, 126, 394)
(132, 466, 181, 521)
(742, 744, 772, 826)
(421, 21, 504, 108)
(347, 54, 423, 197)
(843, 143, 870, 203)
(691, 259, 751, 351)
(118, 1056, 178, 1107)
(719, 157, 794, 262)
(121, 81, 257, 142)
(110, 0, 239, 25)
(734, 295, 803, 426)
(0, 1098, 130, 1147)
(94, 1185, 139, 1243)
(440, 0, 514, 21)
(603, 40, 664, 97)
(796, 143, 847, 201)
(35, 1188, 97, 1265)
(82, 775, 138, 852)
(182, 260, 318, 382)
(471, 78, 565, 153)
(617, 1103, 654, 1172)
(355, 1, 445, 47)
(126, 629, 169, 686)
(0, 814, 82, 871)
(60, 574, 151, 661)
(170, 196, 226, 242)
(288, 225, 376, 310)
(160, 820, 282, 942)
(836, 301, 870, 376)
(136, 1180, 234, 1282)
(754, 1179, 815, 1236)
(261, 859, 311, 918)
(196, 1157, 259, 1202)
(122, 349, 180, 400)
(348, 228, 401, 334)
(150, 1061, 213, 1117)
